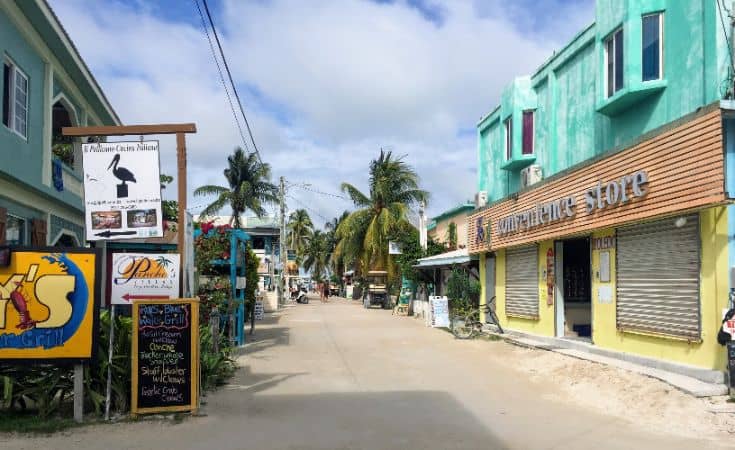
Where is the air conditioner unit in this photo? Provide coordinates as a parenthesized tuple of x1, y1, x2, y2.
(475, 191, 488, 208)
(520, 165, 543, 189)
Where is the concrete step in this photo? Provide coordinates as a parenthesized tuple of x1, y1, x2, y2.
(487, 327, 729, 397)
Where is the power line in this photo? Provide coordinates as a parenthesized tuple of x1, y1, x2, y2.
(201, 0, 263, 165)
(291, 184, 350, 201)
(286, 194, 329, 222)
(193, 0, 250, 153)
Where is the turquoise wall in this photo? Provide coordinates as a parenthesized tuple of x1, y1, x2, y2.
(0, 7, 112, 212)
(478, 0, 730, 201)
(0, 9, 46, 187)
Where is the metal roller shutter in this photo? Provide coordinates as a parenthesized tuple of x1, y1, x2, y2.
(506, 245, 539, 318)
(616, 214, 700, 340)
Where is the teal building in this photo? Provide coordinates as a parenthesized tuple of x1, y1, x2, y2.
(478, 0, 730, 199)
(0, 0, 120, 247)
(469, 1, 735, 376)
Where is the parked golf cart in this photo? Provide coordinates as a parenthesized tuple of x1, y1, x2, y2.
(363, 270, 390, 309)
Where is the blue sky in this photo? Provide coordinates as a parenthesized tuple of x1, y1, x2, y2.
(50, 0, 595, 225)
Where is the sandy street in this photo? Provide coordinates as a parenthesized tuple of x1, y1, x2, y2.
(2, 297, 734, 449)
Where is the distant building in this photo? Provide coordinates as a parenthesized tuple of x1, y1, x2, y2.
(0, 0, 121, 246)
(427, 202, 474, 249)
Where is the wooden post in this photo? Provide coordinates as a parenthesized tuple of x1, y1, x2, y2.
(177, 132, 187, 290)
(74, 363, 84, 422)
(104, 305, 115, 421)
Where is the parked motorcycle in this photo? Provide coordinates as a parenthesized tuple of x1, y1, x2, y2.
(291, 285, 309, 304)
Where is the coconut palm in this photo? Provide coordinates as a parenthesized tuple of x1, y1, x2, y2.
(287, 209, 313, 258)
(335, 150, 428, 276)
(325, 211, 350, 277)
(193, 148, 278, 227)
(302, 229, 329, 282)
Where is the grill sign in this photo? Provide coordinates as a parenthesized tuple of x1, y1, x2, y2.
(496, 170, 648, 237)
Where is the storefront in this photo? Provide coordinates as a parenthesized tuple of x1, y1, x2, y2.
(468, 105, 734, 371)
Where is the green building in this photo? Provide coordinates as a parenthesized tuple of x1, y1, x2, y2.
(0, 0, 120, 247)
(470, 1, 735, 378)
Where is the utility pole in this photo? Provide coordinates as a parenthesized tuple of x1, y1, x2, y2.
(419, 200, 427, 251)
(278, 176, 286, 306)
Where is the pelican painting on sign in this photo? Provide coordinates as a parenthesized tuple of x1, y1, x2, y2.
(82, 141, 163, 241)
(107, 153, 137, 198)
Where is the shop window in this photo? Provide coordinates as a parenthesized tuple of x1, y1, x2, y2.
(522, 110, 534, 155)
(2, 60, 28, 139)
(52, 101, 76, 168)
(504, 116, 512, 160)
(605, 28, 624, 97)
(6, 215, 26, 245)
(642, 13, 663, 82)
(253, 237, 265, 250)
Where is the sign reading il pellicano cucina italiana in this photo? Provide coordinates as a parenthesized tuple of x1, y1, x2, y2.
(82, 141, 163, 241)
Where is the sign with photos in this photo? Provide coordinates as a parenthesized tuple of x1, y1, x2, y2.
(82, 141, 163, 241)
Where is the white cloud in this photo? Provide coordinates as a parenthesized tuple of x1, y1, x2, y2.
(49, 0, 593, 221)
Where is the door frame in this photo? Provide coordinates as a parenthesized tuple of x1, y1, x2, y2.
(484, 253, 496, 322)
(554, 241, 565, 337)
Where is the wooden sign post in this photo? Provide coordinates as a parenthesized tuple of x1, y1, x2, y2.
(131, 298, 199, 416)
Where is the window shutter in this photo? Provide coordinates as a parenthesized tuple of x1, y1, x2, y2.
(31, 218, 47, 246)
(0, 208, 6, 245)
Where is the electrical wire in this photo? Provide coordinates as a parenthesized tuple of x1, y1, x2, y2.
(286, 194, 329, 222)
(193, 0, 250, 153)
(201, 0, 263, 165)
(716, 0, 735, 98)
(291, 184, 350, 201)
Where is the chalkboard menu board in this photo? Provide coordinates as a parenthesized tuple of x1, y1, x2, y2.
(131, 299, 199, 415)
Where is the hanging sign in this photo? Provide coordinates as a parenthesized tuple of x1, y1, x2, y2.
(546, 248, 554, 306)
(0, 248, 100, 361)
(388, 241, 402, 255)
(110, 253, 180, 305)
(131, 298, 199, 415)
(82, 141, 163, 241)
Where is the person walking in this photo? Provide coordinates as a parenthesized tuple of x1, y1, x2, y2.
(323, 282, 330, 303)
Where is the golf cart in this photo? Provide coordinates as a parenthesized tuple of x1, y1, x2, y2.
(363, 270, 390, 309)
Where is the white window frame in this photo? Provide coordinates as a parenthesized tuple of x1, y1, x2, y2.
(641, 13, 664, 82)
(504, 116, 512, 160)
(604, 28, 624, 98)
(5, 214, 27, 245)
(3, 58, 28, 140)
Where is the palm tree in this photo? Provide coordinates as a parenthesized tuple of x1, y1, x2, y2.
(287, 209, 313, 258)
(302, 229, 329, 282)
(325, 211, 350, 277)
(193, 148, 278, 227)
(335, 150, 428, 277)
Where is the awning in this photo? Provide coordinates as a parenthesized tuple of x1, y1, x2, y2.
(414, 248, 477, 269)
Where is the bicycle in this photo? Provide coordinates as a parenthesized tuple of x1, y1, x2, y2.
(451, 296, 504, 339)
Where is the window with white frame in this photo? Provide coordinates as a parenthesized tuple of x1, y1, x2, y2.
(504, 116, 512, 160)
(605, 28, 624, 97)
(6, 215, 26, 245)
(642, 13, 663, 82)
(2, 60, 28, 139)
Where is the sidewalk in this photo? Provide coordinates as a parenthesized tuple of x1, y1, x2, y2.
(485, 326, 729, 397)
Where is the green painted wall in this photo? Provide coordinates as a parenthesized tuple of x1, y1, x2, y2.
(478, 0, 730, 202)
(0, 6, 114, 215)
(0, 9, 46, 188)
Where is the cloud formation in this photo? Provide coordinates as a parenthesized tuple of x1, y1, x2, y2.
(50, 0, 593, 225)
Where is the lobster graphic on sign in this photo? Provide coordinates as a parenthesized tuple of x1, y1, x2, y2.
(0, 250, 99, 361)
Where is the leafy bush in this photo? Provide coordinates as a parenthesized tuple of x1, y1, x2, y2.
(446, 267, 480, 316)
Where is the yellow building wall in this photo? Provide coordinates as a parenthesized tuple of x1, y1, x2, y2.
(591, 207, 730, 371)
(488, 243, 555, 337)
